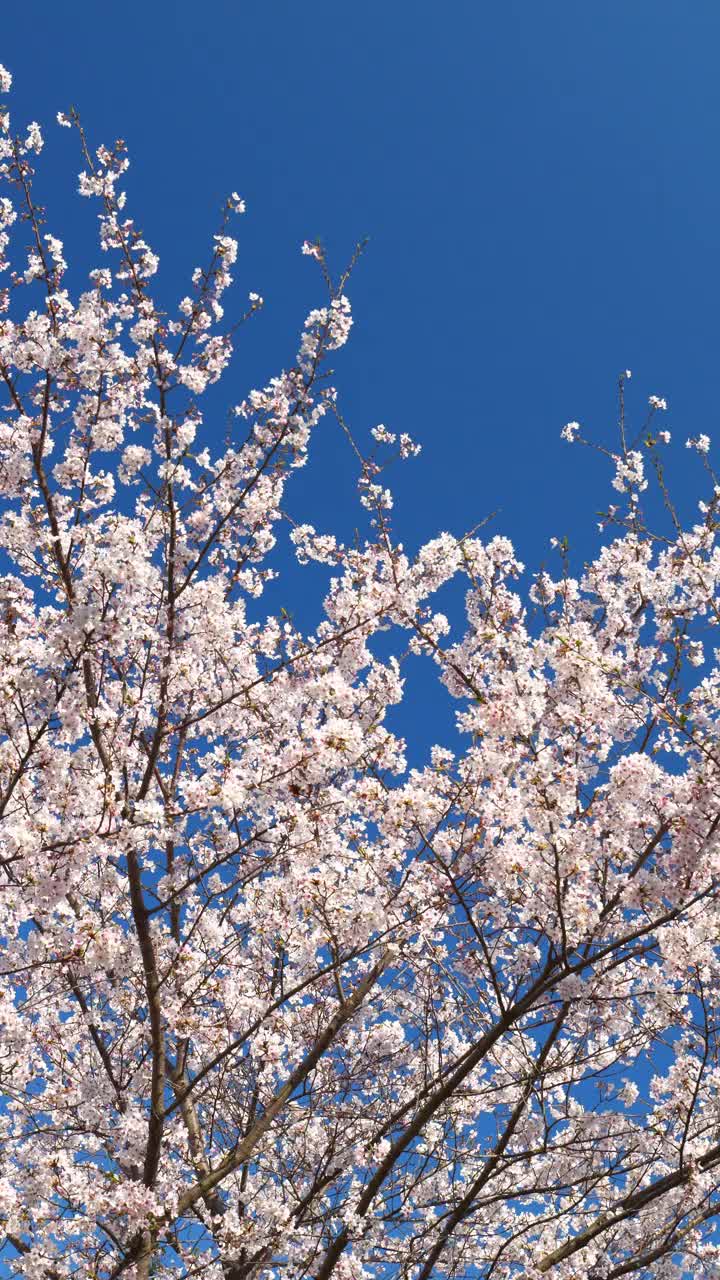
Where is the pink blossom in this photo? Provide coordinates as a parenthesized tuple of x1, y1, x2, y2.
(0, 85, 717, 1280)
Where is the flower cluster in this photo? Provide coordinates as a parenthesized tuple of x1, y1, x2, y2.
(0, 76, 718, 1280)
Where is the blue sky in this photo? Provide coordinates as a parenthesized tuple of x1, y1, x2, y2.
(4, 0, 719, 576)
(0, 6, 717, 1272)
(2, 0, 718, 776)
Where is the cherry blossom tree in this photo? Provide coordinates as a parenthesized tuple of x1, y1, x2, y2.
(1, 68, 720, 1280)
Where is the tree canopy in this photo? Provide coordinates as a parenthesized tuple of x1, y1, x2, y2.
(1, 70, 720, 1280)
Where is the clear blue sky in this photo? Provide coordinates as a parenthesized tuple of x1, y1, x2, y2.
(3, 0, 718, 574)
(0, 7, 717, 1272)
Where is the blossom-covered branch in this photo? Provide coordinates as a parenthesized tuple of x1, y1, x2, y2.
(1, 68, 720, 1280)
